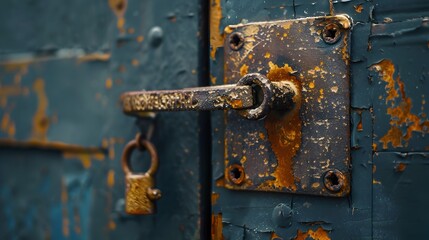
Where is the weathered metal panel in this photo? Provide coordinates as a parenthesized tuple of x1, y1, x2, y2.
(211, 0, 428, 239)
(0, 0, 204, 239)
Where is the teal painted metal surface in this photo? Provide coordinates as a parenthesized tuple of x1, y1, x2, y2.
(211, 0, 429, 239)
(0, 0, 206, 239)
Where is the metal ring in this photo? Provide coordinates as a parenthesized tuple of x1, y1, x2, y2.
(121, 135, 159, 176)
(237, 73, 274, 120)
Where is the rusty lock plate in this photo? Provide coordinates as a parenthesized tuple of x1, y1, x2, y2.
(222, 15, 351, 196)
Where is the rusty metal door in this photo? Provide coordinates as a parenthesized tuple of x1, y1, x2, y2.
(209, 0, 429, 239)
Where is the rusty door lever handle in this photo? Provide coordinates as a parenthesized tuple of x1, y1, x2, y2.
(121, 73, 298, 120)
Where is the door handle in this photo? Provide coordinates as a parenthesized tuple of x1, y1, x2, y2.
(121, 73, 299, 120)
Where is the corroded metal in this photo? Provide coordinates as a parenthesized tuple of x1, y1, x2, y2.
(121, 74, 297, 120)
(223, 15, 352, 197)
(121, 134, 161, 215)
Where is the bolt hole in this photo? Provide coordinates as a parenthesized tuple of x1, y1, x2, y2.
(322, 24, 341, 44)
(229, 32, 244, 50)
(228, 164, 245, 185)
(326, 173, 339, 186)
(323, 169, 345, 192)
(230, 167, 242, 180)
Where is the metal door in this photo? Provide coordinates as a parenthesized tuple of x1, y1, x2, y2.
(209, 0, 429, 239)
(0, 0, 208, 239)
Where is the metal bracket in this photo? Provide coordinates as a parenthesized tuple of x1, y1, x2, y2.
(223, 15, 352, 197)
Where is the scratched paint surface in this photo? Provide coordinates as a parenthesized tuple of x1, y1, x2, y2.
(0, 0, 202, 239)
(211, 0, 428, 239)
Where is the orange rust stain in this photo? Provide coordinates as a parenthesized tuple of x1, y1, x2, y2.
(0, 85, 29, 108)
(271, 232, 283, 240)
(240, 64, 249, 76)
(131, 58, 139, 67)
(63, 152, 105, 169)
(309, 82, 315, 89)
(108, 220, 116, 230)
(357, 111, 363, 132)
(372, 143, 377, 152)
(371, 60, 429, 149)
(211, 213, 224, 240)
(78, 53, 111, 62)
(105, 78, 113, 89)
(212, 192, 220, 204)
(294, 227, 330, 240)
(210, 75, 217, 85)
(108, 0, 128, 33)
(215, 177, 225, 187)
(395, 162, 407, 172)
(248, 54, 253, 60)
(264, 52, 271, 59)
(136, 35, 144, 43)
(1, 113, 16, 137)
(262, 62, 301, 191)
(354, 4, 363, 13)
(259, 132, 266, 140)
(107, 170, 115, 187)
(210, 0, 224, 60)
(31, 78, 49, 141)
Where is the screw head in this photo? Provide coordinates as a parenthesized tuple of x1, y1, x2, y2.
(322, 23, 342, 44)
(229, 32, 245, 51)
(227, 164, 245, 185)
(323, 169, 345, 192)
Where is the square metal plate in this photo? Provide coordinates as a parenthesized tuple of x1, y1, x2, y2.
(223, 15, 351, 197)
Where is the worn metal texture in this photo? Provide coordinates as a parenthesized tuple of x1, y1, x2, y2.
(211, 0, 428, 239)
(222, 16, 351, 197)
(0, 0, 204, 239)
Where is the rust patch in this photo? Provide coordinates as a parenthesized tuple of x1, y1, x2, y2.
(294, 227, 331, 240)
(136, 35, 144, 43)
(105, 78, 113, 89)
(211, 192, 220, 205)
(210, 0, 224, 59)
(108, 0, 127, 33)
(107, 169, 115, 187)
(271, 232, 283, 240)
(240, 64, 249, 76)
(395, 162, 407, 172)
(357, 111, 363, 132)
(354, 4, 363, 13)
(1, 113, 16, 137)
(0, 84, 29, 108)
(31, 78, 49, 141)
(78, 53, 111, 62)
(211, 213, 224, 240)
(370, 60, 429, 149)
(262, 62, 301, 191)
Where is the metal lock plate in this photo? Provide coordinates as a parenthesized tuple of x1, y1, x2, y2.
(223, 15, 351, 196)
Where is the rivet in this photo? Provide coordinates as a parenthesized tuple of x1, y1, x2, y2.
(227, 164, 245, 185)
(229, 32, 244, 51)
(322, 23, 342, 44)
(148, 26, 163, 48)
(323, 169, 345, 192)
(271, 203, 292, 228)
